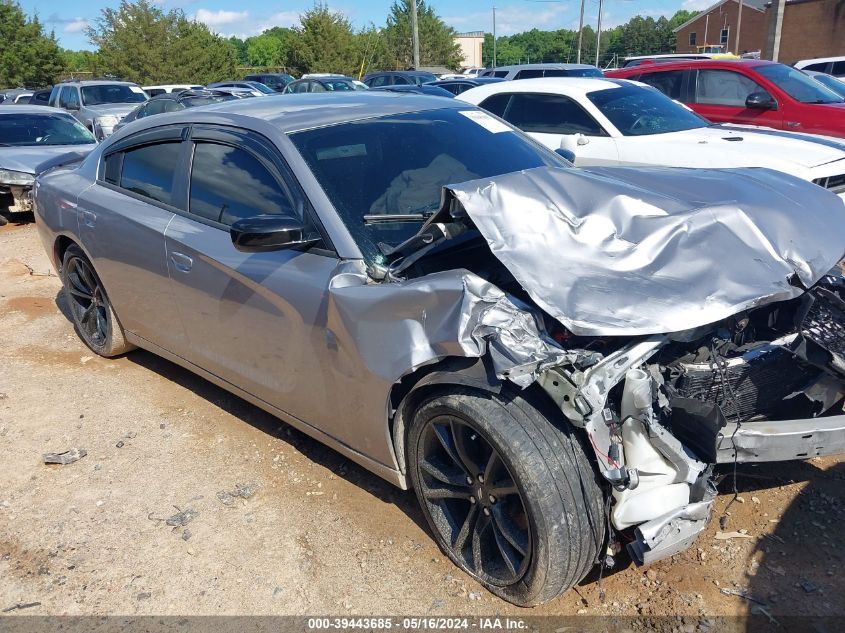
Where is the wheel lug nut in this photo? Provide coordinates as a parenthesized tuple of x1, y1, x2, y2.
(469, 496, 476, 504)
(478, 474, 484, 484)
(466, 476, 473, 485)
(488, 495, 496, 504)
(483, 507, 491, 516)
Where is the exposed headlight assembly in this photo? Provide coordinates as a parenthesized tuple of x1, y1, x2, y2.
(0, 169, 35, 186)
(94, 115, 120, 127)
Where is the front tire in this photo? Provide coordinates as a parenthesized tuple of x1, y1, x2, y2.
(408, 387, 605, 607)
(60, 245, 135, 357)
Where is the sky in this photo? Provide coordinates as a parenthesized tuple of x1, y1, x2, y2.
(20, 0, 717, 50)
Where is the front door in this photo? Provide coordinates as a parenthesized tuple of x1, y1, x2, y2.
(689, 68, 784, 129)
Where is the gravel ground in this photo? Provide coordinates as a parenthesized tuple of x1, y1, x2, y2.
(1, 218, 843, 619)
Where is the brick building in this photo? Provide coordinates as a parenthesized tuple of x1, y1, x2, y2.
(674, 0, 845, 62)
(767, 0, 845, 63)
(673, 0, 768, 55)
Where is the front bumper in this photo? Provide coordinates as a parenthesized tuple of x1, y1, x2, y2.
(716, 415, 845, 463)
(0, 185, 33, 212)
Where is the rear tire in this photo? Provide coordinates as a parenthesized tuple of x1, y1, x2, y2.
(407, 387, 605, 606)
(60, 244, 135, 357)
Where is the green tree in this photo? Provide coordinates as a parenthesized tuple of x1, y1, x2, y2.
(286, 5, 358, 76)
(0, 1, 65, 87)
(244, 28, 293, 67)
(382, 0, 462, 70)
(86, 0, 235, 84)
(228, 36, 249, 66)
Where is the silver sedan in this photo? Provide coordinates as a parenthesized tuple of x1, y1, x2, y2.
(33, 93, 845, 605)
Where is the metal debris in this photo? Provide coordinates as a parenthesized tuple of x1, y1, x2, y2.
(715, 530, 752, 540)
(216, 483, 259, 506)
(719, 588, 766, 605)
(799, 579, 818, 593)
(2, 602, 41, 613)
(165, 507, 199, 527)
(42, 448, 87, 465)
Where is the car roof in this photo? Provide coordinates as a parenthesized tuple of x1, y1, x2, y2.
(612, 58, 774, 73)
(493, 63, 599, 71)
(58, 80, 138, 86)
(0, 104, 75, 115)
(120, 92, 469, 135)
(461, 77, 629, 99)
(796, 56, 845, 64)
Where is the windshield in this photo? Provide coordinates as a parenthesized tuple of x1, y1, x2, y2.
(249, 82, 275, 94)
(289, 108, 567, 263)
(588, 84, 708, 136)
(756, 64, 844, 104)
(81, 84, 147, 106)
(0, 113, 95, 146)
(811, 74, 845, 98)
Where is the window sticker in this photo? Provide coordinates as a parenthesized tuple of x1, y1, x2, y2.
(458, 109, 512, 133)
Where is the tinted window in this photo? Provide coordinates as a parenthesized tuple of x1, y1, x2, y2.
(60, 87, 79, 109)
(438, 83, 462, 95)
(694, 69, 767, 106)
(413, 73, 438, 85)
(82, 84, 147, 105)
(833, 61, 845, 75)
(325, 80, 354, 91)
(368, 75, 387, 87)
(119, 143, 181, 205)
(587, 84, 707, 136)
(494, 71, 509, 78)
(144, 99, 172, 115)
(498, 93, 605, 135)
(393, 76, 410, 85)
(189, 143, 295, 226)
(804, 62, 829, 72)
(478, 93, 511, 117)
(32, 91, 50, 104)
(289, 108, 566, 263)
(182, 95, 236, 107)
(638, 70, 686, 100)
(146, 88, 165, 97)
(756, 63, 843, 104)
(515, 69, 544, 80)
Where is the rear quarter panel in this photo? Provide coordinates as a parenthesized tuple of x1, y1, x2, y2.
(33, 167, 91, 271)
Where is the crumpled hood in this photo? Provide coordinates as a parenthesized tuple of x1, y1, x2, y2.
(83, 103, 138, 118)
(669, 125, 845, 169)
(0, 145, 97, 176)
(446, 166, 845, 336)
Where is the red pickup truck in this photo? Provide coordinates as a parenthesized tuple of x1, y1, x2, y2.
(606, 59, 845, 138)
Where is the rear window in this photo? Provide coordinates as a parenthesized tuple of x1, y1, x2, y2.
(82, 84, 147, 105)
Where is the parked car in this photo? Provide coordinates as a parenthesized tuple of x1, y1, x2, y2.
(370, 84, 455, 98)
(606, 60, 845, 138)
(430, 77, 504, 96)
(479, 63, 603, 80)
(25, 89, 53, 106)
(244, 73, 295, 92)
(142, 84, 204, 97)
(361, 70, 438, 88)
(48, 80, 148, 141)
(207, 81, 275, 97)
(0, 105, 96, 225)
(114, 89, 240, 133)
(0, 88, 33, 104)
(458, 77, 845, 198)
(794, 56, 845, 78)
(283, 77, 368, 93)
(802, 70, 845, 99)
(33, 93, 845, 606)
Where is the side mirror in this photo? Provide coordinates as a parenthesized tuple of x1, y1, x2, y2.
(230, 216, 319, 253)
(555, 148, 576, 163)
(745, 91, 777, 110)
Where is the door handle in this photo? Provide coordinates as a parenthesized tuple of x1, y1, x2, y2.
(170, 251, 193, 273)
(81, 210, 96, 227)
(786, 121, 801, 128)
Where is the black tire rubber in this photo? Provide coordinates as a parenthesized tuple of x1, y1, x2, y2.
(408, 387, 605, 607)
(60, 244, 135, 357)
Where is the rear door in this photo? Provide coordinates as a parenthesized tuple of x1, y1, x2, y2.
(689, 68, 784, 128)
(163, 125, 341, 426)
(479, 92, 619, 165)
(77, 126, 188, 351)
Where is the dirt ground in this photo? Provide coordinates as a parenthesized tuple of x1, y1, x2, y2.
(1, 217, 843, 620)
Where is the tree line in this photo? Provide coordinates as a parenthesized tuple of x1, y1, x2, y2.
(2, 0, 698, 89)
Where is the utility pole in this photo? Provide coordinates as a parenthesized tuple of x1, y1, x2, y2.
(735, 0, 743, 54)
(410, 0, 420, 70)
(576, 0, 585, 63)
(492, 6, 497, 68)
(595, 0, 604, 68)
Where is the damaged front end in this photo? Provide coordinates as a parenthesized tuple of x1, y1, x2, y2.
(381, 165, 845, 568)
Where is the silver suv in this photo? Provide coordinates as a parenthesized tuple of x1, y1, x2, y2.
(49, 80, 148, 141)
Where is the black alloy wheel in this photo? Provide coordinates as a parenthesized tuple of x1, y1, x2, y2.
(64, 253, 110, 349)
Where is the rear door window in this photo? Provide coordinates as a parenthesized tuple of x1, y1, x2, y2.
(478, 93, 512, 118)
(119, 142, 182, 206)
(694, 69, 767, 106)
(833, 61, 845, 75)
(368, 75, 387, 87)
(638, 70, 686, 100)
(497, 93, 605, 135)
(804, 62, 830, 73)
(188, 143, 295, 226)
(515, 69, 544, 79)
